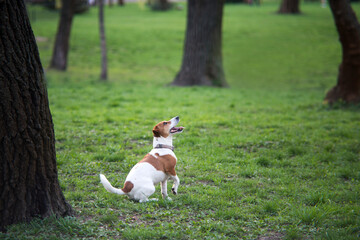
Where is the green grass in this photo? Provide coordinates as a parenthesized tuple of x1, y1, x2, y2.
(2, 2, 360, 239)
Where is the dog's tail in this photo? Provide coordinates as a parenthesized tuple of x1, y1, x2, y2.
(99, 174, 125, 195)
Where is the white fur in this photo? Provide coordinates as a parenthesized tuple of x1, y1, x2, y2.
(99, 174, 124, 195)
(100, 116, 182, 202)
(149, 148, 176, 159)
(153, 136, 173, 149)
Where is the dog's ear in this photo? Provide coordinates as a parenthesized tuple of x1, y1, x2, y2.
(152, 126, 161, 137)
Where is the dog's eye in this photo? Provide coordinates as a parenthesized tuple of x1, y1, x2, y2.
(163, 122, 168, 125)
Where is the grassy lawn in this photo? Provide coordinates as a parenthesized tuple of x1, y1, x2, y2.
(2, 2, 360, 239)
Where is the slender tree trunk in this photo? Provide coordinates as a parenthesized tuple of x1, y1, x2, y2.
(325, 0, 360, 104)
(99, 0, 108, 81)
(172, 0, 227, 87)
(0, 0, 73, 231)
(118, 0, 124, 6)
(49, 0, 75, 70)
(278, 0, 300, 14)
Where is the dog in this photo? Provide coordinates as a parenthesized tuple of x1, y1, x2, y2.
(99, 116, 184, 202)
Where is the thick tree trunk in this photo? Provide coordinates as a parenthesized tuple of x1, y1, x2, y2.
(278, 0, 300, 14)
(0, 0, 73, 231)
(325, 0, 360, 104)
(171, 0, 227, 87)
(99, 0, 108, 81)
(49, 0, 75, 70)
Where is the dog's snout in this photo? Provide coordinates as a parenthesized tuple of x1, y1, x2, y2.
(170, 116, 180, 127)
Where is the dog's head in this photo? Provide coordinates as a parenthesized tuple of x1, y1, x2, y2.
(152, 116, 184, 138)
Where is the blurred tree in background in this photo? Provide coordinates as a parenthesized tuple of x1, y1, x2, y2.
(42, 0, 89, 71)
(172, 0, 227, 87)
(49, 0, 75, 70)
(118, 0, 124, 6)
(99, 0, 108, 81)
(147, 0, 173, 11)
(325, 0, 360, 104)
(278, 0, 300, 14)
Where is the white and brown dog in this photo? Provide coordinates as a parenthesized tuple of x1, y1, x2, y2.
(99, 116, 184, 202)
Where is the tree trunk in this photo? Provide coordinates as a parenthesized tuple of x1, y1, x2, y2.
(159, 0, 169, 10)
(99, 0, 108, 81)
(171, 0, 227, 87)
(118, 0, 124, 6)
(325, 0, 360, 104)
(278, 0, 300, 14)
(49, 0, 75, 70)
(0, 0, 73, 231)
(148, 0, 171, 11)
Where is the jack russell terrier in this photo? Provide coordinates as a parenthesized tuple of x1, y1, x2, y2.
(99, 116, 184, 202)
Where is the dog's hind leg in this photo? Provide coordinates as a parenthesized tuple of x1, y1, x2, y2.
(136, 185, 156, 203)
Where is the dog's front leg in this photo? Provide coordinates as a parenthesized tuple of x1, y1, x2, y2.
(171, 175, 180, 195)
(161, 179, 170, 200)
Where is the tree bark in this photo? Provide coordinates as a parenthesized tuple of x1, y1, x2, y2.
(278, 0, 300, 14)
(0, 0, 73, 231)
(325, 0, 360, 104)
(99, 0, 108, 81)
(118, 0, 124, 6)
(49, 0, 75, 70)
(171, 0, 227, 87)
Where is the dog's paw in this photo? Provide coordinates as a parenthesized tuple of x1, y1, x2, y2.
(171, 188, 177, 195)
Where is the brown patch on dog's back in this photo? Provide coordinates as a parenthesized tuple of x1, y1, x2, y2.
(122, 181, 134, 193)
(140, 154, 177, 176)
